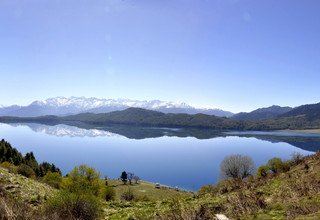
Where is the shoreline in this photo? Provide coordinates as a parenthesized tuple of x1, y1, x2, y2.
(281, 129, 320, 134)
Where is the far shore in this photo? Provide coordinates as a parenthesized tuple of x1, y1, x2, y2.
(282, 129, 320, 134)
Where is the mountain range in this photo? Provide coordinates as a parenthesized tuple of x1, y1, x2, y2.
(1, 97, 320, 128)
(1, 100, 320, 131)
(0, 99, 320, 131)
(0, 97, 234, 117)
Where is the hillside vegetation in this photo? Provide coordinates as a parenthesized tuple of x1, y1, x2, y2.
(232, 105, 293, 120)
(103, 152, 320, 219)
(0, 167, 57, 219)
(0, 140, 192, 219)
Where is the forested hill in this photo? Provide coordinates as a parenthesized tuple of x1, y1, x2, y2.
(232, 105, 293, 120)
(232, 102, 320, 121)
(1, 106, 320, 131)
(280, 102, 320, 120)
(62, 108, 228, 129)
(61, 107, 320, 130)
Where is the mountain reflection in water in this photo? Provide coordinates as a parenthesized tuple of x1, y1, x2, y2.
(6, 123, 320, 152)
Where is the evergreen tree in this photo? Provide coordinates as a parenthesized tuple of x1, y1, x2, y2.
(25, 152, 39, 170)
(120, 171, 128, 185)
(0, 139, 61, 178)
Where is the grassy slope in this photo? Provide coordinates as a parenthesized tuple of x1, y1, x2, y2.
(0, 167, 56, 207)
(103, 180, 193, 219)
(104, 153, 320, 220)
(0, 169, 190, 204)
(0, 167, 192, 219)
(108, 180, 191, 201)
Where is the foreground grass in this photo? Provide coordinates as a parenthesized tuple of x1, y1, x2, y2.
(0, 167, 56, 207)
(103, 180, 193, 219)
(0, 167, 193, 219)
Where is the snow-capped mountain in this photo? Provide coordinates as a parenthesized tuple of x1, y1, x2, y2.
(0, 97, 234, 117)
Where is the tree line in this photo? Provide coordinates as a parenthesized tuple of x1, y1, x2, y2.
(0, 139, 61, 178)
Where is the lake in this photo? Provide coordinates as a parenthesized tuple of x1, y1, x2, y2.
(1, 122, 320, 191)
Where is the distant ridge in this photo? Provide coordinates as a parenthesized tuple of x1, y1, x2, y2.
(280, 102, 320, 120)
(0, 97, 234, 118)
(1, 104, 320, 130)
(0, 108, 228, 129)
(232, 105, 293, 121)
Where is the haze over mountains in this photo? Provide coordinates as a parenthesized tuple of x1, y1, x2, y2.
(0, 97, 234, 117)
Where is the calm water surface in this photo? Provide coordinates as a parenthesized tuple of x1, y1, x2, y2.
(1, 123, 319, 191)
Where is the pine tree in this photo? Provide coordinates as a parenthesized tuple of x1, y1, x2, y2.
(120, 171, 128, 185)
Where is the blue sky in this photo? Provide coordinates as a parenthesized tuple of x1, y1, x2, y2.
(0, 0, 319, 113)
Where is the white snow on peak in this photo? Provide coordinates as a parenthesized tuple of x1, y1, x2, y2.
(30, 97, 208, 111)
(0, 97, 233, 117)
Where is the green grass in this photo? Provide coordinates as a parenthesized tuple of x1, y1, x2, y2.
(0, 167, 56, 207)
(101, 180, 193, 219)
(108, 179, 192, 201)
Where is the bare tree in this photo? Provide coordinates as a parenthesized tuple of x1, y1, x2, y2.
(220, 154, 255, 179)
(133, 175, 140, 184)
(127, 172, 134, 185)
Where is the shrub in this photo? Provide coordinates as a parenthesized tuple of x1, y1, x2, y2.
(42, 171, 63, 189)
(17, 164, 35, 178)
(267, 158, 290, 173)
(121, 188, 135, 201)
(267, 158, 282, 173)
(256, 165, 269, 178)
(161, 199, 218, 219)
(44, 165, 104, 219)
(220, 154, 255, 179)
(291, 152, 304, 165)
(281, 161, 291, 172)
(0, 162, 17, 173)
(1, 161, 13, 169)
(0, 194, 36, 219)
(45, 190, 101, 220)
(226, 191, 266, 216)
(287, 203, 320, 219)
(104, 186, 116, 201)
(198, 185, 217, 196)
(64, 165, 104, 196)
